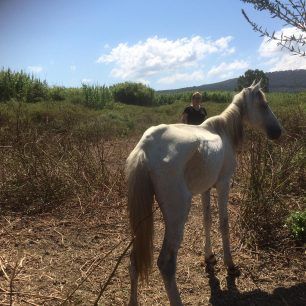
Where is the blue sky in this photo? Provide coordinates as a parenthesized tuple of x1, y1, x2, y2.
(1, 0, 305, 89)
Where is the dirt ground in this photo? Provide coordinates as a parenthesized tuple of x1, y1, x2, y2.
(0, 191, 305, 306)
(0, 140, 305, 305)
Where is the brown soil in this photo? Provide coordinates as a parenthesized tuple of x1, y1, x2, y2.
(0, 140, 305, 306)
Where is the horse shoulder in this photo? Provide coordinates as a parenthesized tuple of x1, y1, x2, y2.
(215, 136, 237, 185)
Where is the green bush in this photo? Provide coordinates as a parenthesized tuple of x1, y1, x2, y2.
(111, 82, 155, 106)
(49, 86, 67, 101)
(286, 211, 306, 242)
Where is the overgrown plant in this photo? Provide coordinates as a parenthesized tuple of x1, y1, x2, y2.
(82, 83, 112, 109)
(0, 68, 48, 102)
(238, 124, 306, 247)
(286, 211, 306, 242)
(0, 102, 125, 214)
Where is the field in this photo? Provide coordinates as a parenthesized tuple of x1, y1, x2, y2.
(0, 85, 305, 305)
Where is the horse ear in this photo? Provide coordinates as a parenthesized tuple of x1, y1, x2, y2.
(252, 79, 262, 92)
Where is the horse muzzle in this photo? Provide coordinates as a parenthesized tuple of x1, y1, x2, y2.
(267, 126, 282, 140)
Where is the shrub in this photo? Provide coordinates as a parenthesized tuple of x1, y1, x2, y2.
(111, 82, 155, 106)
(286, 211, 306, 242)
(238, 122, 306, 248)
(49, 86, 66, 101)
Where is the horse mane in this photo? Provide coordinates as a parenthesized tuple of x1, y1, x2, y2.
(202, 90, 245, 148)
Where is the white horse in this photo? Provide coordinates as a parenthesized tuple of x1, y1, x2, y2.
(126, 80, 282, 305)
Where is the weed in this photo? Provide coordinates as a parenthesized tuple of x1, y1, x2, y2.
(286, 211, 306, 242)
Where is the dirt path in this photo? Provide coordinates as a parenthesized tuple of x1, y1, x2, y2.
(1, 191, 305, 305)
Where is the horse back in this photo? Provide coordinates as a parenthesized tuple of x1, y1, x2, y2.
(135, 125, 226, 190)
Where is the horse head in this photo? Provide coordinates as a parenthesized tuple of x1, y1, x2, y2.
(243, 79, 282, 140)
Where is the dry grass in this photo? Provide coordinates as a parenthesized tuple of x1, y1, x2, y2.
(237, 131, 305, 247)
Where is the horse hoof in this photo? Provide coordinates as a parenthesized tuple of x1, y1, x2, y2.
(205, 254, 217, 265)
(227, 265, 241, 277)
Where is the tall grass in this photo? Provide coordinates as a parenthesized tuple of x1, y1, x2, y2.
(0, 68, 49, 102)
(82, 83, 112, 109)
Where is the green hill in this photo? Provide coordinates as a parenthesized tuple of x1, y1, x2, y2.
(160, 69, 306, 93)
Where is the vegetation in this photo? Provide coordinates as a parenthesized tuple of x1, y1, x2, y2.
(82, 83, 112, 109)
(0, 68, 49, 102)
(286, 211, 306, 242)
(241, 0, 306, 56)
(111, 82, 155, 106)
(238, 125, 306, 247)
(0, 68, 305, 249)
(237, 69, 269, 91)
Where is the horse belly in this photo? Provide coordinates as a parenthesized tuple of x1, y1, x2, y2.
(184, 149, 223, 195)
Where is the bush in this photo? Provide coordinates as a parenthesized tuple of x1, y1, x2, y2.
(111, 82, 155, 106)
(238, 114, 306, 248)
(49, 86, 67, 101)
(286, 211, 306, 242)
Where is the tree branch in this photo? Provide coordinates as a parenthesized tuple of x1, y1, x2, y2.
(241, 0, 306, 56)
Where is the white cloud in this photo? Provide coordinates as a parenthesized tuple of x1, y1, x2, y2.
(70, 65, 76, 71)
(97, 35, 234, 80)
(259, 27, 306, 71)
(208, 60, 249, 78)
(215, 37, 235, 55)
(28, 66, 43, 73)
(157, 70, 205, 85)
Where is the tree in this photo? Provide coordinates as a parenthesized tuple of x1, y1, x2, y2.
(236, 69, 269, 91)
(241, 0, 306, 56)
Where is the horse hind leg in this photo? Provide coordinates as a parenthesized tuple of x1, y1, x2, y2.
(157, 187, 192, 306)
(157, 228, 183, 306)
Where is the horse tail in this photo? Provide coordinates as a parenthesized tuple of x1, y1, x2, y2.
(126, 147, 154, 282)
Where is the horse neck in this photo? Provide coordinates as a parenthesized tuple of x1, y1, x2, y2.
(205, 94, 245, 150)
(222, 99, 244, 148)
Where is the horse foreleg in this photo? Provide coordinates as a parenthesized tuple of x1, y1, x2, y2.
(201, 189, 216, 265)
(216, 181, 235, 270)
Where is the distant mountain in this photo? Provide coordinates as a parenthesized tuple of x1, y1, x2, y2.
(160, 69, 306, 93)
(266, 70, 306, 92)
